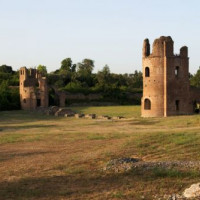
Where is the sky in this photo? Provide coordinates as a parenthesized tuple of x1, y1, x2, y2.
(0, 0, 200, 74)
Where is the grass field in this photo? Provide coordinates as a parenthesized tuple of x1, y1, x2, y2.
(1, 106, 200, 199)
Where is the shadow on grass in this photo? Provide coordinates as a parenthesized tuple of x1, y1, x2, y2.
(0, 111, 59, 125)
(0, 168, 199, 199)
(129, 119, 159, 126)
(0, 124, 56, 132)
(0, 151, 54, 162)
(0, 173, 146, 199)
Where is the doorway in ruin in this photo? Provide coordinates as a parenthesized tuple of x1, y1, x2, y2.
(144, 98, 151, 110)
(37, 99, 41, 107)
(175, 100, 180, 111)
(49, 88, 59, 106)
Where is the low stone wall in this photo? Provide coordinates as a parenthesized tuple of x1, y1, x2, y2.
(57, 91, 142, 107)
(65, 93, 102, 100)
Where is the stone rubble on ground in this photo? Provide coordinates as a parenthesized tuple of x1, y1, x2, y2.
(156, 189, 200, 200)
(36, 106, 126, 120)
(64, 113, 75, 117)
(98, 115, 111, 120)
(45, 106, 59, 115)
(167, 194, 186, 200)
(75, 113, 85, 118)
(55, 108, 75, 117)
(85, 114, 96, 119)
(112, 116, 125, 120)
(104, 158, 140, 172)
(104, 158, 200, 199)
(155, 194, 186, 200)
(182, 183, 200, 199)
(104, 158, 200, 173)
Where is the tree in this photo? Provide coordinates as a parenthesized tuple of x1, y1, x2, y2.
(102, 65, 110, 74)
(97, 65, 111, 86)
(190, 67, 200, 88)
(0, 81, 9, 110)
(0, 81, 20, 110)
(77, 59, 94, 74)
(0, 65, 13, 73)
(37, 65, 47, 76)
(60, 58, 72, 72)
(71, 64, 76, 73)
(125, 70, 143, 89)
(76, 59, 95, 87)
(132, 70, 143, 88)
(0, 65, 19, 86)
(82, 59, 94, 73)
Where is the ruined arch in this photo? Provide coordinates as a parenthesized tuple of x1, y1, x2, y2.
(145, 67, 150, 77)
(175, 100, 180, 111)
(144, 98, 151, 110)
(175, 66, 179, 77)
(49, 87, 59, 106)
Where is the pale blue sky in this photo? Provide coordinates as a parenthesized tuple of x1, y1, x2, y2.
(0, 0, 200, 73)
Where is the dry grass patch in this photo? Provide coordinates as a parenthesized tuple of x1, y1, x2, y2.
(0, 107, 200, 199)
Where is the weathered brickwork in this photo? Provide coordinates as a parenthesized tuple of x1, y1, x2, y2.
(19, 67, 48, 110)
(141, 36, 200, 117)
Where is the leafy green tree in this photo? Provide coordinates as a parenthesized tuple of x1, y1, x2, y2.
(129, 70, 143, 88)
(190, 67, 200, 88)
(71, 64, 76, 73)
(102, 65, 110, 74)
(97, 65, 111, 87)
(0, 65, 19, 86)
(9, 71, 19, 86)
(0, 81, 9, 110)
(37, 65, 47, 76)
(54, 79, 65, 88)
(77, 59, 95, 87)
(77, 59, 94, 74)
(59, 59, 76, 85)
(64, 81, 84, 93)
(0, 65, 13, 73)
(60, 58, 72, 72)
(0, 81, 20, 110)
(82, 59, 94, 73)
(0, 73, 11, 85)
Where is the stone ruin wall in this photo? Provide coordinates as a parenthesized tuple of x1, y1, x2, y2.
(142, 36, 200, 117)
(19, 67, 48, 110)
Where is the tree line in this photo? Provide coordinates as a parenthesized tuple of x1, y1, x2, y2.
(0, 65, 20, 110)
(41, 58, 143, 105)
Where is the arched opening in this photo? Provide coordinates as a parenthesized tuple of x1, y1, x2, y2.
(37, 99, 41, 107)
(49, 88, 59, 106)
(23, 99, 26, 103)
(175, 66, 179, 78)
(145, 67, 150, 77)
(175, 100, 180, 111)
(144, 98, 151, 110)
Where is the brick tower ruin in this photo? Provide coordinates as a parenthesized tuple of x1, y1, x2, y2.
(141, 36, 200, 117)
(19, 67, 48, 110)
